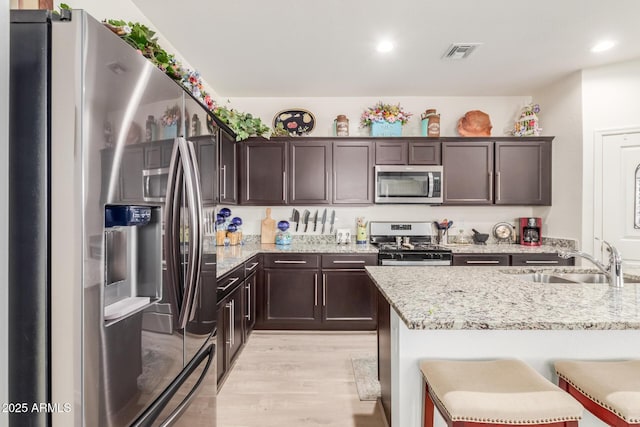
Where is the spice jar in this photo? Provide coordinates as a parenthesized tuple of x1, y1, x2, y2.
(335, 115, 349, 136)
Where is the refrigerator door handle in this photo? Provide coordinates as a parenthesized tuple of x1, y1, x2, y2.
(130, 342, 216, 427)
(164, 140, 185, 318)
(176, 138, 202, 330)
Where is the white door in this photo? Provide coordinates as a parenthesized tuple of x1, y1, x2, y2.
(602, 131, 640, 267)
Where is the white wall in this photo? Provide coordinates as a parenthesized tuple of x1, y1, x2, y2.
(58, 0, 221, 99)
(228, 95, 531, 138)
(532, 72, 584, 245)
(581, 58, 640, 255)
(1, 1, 9, 426)
(223, 95, 541, 240)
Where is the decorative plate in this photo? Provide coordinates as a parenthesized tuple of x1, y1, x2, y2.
(273, 109, 315, 136)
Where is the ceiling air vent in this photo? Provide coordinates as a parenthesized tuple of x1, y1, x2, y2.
(442, 43, 482, 60)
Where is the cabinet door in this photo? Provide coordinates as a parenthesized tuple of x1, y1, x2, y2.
(263, 269, 320, 328)
(120, 146, 144, 202)
(243, 271, 257, 341)
(240, 141, 287, 205)
(219, 130, 237, 204)
(409, 141, 441, 165)
(375, 140, 407, 164)
(144, 143, 163, 169)
(229, 285, 245, 363)
(495, 139, 552, 205)
(289, 140, 332, 204)
(452, 254, 510, 266)
(195, 136, 217, 206)
(333, 140, 374, 204)
(216, 299, 227, 383)
(442, 140, 493, 205)
(322, 271, 377, 330)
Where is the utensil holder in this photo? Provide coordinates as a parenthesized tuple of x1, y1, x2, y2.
(436, 229, 447, 245)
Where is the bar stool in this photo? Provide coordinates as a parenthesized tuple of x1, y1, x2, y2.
(420, 359, 583, 427)
(555, 360, 640, 427)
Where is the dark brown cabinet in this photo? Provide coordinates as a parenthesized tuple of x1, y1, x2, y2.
(289, 140, 332, 204)
(240, 140, 287, 205)
(510, 253, 574, 266)
(120, 146, 144, 202)
(219, 130, 237, 204)
(216, 283, 244, 385)
(375, 140, 407, 164)
(442, 140, 493, 205)
(243, 256, 259, 341)
(321, 254, 377, 330)
(495, 139, 551, 205)
(452, 254, 510, 266)
(333, 140, 374, 204)
(257, 253, 377, 330)
(375, 139, 440, 165)
(195, 136, 217, 206)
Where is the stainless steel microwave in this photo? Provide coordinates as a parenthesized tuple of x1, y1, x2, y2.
(375, 165, 443, 204)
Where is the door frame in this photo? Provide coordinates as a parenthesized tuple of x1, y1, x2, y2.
(593, 126, 640, 261)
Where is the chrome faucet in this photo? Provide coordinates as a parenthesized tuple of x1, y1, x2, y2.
(558, 240, 624, 288)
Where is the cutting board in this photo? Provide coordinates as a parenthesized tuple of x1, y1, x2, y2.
(261, 208, 276, 244)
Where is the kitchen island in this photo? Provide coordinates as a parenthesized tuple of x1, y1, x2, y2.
(366, 265, 640, 427)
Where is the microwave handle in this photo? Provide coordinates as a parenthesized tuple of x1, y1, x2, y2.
(427, 172, 434, 198)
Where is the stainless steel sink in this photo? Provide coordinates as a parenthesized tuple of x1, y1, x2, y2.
(510, 272, 640, 284)
(515, 273, 577, 284)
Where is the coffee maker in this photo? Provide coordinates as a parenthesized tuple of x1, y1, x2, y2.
(519, 217, 542, 246)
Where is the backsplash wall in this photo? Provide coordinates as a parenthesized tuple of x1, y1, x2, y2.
(217, 204, 539, 242)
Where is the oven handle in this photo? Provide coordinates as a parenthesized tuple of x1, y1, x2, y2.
(380, 260, 451, 266)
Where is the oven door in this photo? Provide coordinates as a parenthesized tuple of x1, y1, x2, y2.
(143, 168, 169, 202)
(375, 165, 442, 204)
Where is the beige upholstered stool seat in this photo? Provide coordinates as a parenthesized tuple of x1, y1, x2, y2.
(555, 360, 640, 425)
(420, 359, 583, 425)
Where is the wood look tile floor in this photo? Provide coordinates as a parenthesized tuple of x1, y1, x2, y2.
(217, 331, 386, 427)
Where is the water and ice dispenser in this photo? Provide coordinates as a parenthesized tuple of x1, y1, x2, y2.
(104, 205, 162, 323)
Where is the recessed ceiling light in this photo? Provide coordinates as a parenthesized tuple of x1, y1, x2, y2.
(376, 40, 394, 53)
(591, 40, 616, 53)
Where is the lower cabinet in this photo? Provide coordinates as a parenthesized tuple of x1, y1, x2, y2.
(511, 253, 574, 266)
(256, 253, 377, 330)
(453, 253, 575, 266)
(452, 254, 510, 266)
(216, 280, 245, 386)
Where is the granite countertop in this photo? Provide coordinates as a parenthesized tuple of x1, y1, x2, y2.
(366, 265, 640, 331)
(213, 242, 378, 278)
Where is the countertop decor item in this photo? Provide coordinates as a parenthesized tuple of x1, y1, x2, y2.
(471, 228, 489, 245)
(335, 115, 349, 136)
(457, 110, 492, 136)
(273, 109, 316, 136)
(360, 101, 412, 137)
(492, 222, 515, 244)
(275, 221, 292, 245)
(512, 103, 542, 136)
(261, 208, 276, 243)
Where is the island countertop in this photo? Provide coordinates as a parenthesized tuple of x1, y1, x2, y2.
(366, 265, 640, 330)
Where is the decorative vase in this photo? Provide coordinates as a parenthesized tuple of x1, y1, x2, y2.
(370, 120, 402, 137)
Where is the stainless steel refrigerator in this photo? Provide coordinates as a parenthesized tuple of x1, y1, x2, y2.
(9, 9, 219, 426)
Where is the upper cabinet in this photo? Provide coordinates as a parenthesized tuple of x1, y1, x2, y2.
(289, 141, 332, 205)
(442, 137, 553, 206)
(219, 129, 238, 204)
(494, 139, 551, 205)
(333, 140, 374, 204)
(375, 139, 441, 165)
(442, 140, 494, 205)
(240, 140, 288, 205)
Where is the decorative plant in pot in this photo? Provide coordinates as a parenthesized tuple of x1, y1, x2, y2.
(360, 101, 412, 136)
(161, 104, 181, 138)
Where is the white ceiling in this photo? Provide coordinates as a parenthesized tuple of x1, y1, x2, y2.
(132, 0, 640, 97)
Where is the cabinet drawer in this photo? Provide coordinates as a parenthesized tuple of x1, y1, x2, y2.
(263, 254, 320, 269)
(452, 254, 510, 266)
(244, 255, 260, 276)
(322, 254, 378, 269)
(511, 253, 574, 266)
(217, 263, 245, 301)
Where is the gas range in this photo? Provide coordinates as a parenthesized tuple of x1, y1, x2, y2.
(370, 222, 452, 266)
